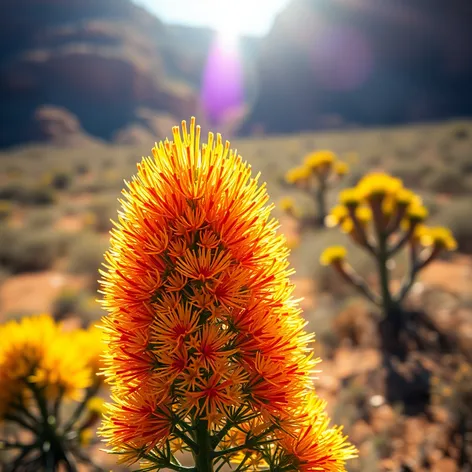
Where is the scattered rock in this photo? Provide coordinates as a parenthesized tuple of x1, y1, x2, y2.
(33, 105, 103, 147)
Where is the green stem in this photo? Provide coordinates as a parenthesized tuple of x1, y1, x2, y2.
(315, 177, 327, 226)
(377, 232, 395, 317)
(63, 383, 100, 433)
(194, 420, 214, 472)
(27, 382, 72, 471)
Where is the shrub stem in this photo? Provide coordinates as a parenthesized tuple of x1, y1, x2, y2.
(315, 177, 327, 226)
(194, 419, 214, 472)
(377, 232, 395, 317)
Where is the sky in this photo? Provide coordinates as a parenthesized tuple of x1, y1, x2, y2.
(133, 0, 291, 37)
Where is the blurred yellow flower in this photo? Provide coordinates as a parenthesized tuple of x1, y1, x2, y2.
(86, 396, 106, 416)
(279, 196, 296, 212)
(0, 315, 98, 419)
(320, 246, 348, 266)
(79, 428, 94, 446)
(356, 206, 373, 224)
(325, 205, 349, 228)
(285, 166, 311, 184)
(407, 203, 429, 222)
(357, 172, 402, 199)
(334, 161, 349, 176)
(421, 227, 457, 251)
(395, 188, 416, 206)
(304, 150, 337, 171)
(339, 188, 362, 207)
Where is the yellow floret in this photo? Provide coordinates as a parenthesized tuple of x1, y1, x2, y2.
(339, 188, 362, 207)
(279, 197, 295, 212)
(320, 246, 347, 266)
(86, 396, 106, 416)
(79, 428, 94, 446)
(285, 166, 311, 184)
(395, 188, 416, 206)
(355, 206, 373, 224)
(357, 172, 403, 199)
(304, 150, 337, 171)
(334, 161, 349, 176)
(406, 203, 429, 222)
(325, 205, 349, 228)
(420, 227, 457, 251)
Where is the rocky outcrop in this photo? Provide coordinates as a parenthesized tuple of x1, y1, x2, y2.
(112, 109, 179, 145)
(0, 0, 198, 147)
(32, 105, 103, 147)
(242, 0, 472, 134)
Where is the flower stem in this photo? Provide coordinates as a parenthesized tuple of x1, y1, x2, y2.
(315, 177, 327, 226)
(194, 419, 214, 472)
(377, 231, 395, 317)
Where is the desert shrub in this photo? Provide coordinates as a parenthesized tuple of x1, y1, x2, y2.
(4, 165, 24, 178)
(390, 161, 433, 188)
(0, 225, 69, 273)
(0, 182, 25, 202)
(450, 124, 470, 141)
(87, 196, 118, 232)
(435, 198, 472, 253)
(67, 232, 109, 278)
(423, 166, 466, 194)
(0, 200, 13, 221)
(51, 170, 73, 190)
(52, 288, 103, 324)
(75, 162, 89, 175)
(70, 175, 122, 195)
(27, 185, 55, 205)
(52, 288, 81, 319)
(26, 207, 58, 228)
(75, 294, 104, 324)
(441, 141, 472, 173)
(0, 182, 56, 205)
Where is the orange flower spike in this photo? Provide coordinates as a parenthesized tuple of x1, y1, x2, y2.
(176, 248, 233, 282)
(188, 324, 237, 372)
(183, 370, 243, 419)
(152, 301, 200, 350)
(99, 118, 356, 469)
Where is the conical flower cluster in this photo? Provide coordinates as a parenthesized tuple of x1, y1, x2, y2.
(100, 118, 356, 470)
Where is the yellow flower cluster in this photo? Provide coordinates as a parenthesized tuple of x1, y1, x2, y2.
(285, 150, 349, 184)
(0, 314, 103, 419)
(285, 166, 311, 184)
(328, 172, 457, 251)
(322, 171, 458, 316)
(320, 246, 347, 266)
(279, 196, 296, 212)
(420, 226, 457, 251)
(304, 150, 336, 170)
(279, 196, 302, 218)
(356, 172, 403, 199)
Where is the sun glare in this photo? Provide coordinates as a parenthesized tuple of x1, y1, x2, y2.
(206, 0, 289, 46)
(216, 22, 239, 51)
